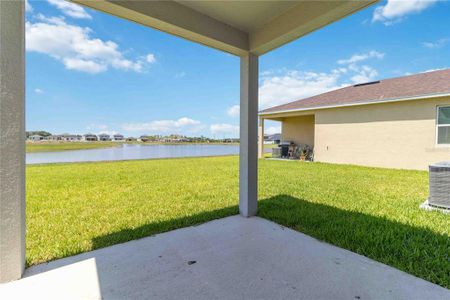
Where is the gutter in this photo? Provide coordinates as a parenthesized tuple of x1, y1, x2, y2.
(259, 92, 450, 116)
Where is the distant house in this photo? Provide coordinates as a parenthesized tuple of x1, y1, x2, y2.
(46, 134, 81, 141)
(163, 135, 188, 143)
(138, 136, 149, 142)
(264, 133, 281, 144)
(222, 138, 235, 143)
(259, 69, 450, 170)
(82, 134, 98, 142)
(126, 137, 137, 142)
(163, 137, 187, 143)
(61, 134, 82, 142)
(28, 134, 43, 142)
(98, 134, 111, 141)
(221, 138, 239, 143)
(46, 135, 63, 141)
(112, 134, 124, 141)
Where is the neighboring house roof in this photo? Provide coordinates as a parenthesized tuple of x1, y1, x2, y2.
(265, 133, 281, 141)
(260, 69, 450, 115)
(62, 134, 81, 138)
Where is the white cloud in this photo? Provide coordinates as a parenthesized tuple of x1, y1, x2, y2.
(350, 65, 379, 84)
(227, 105, 240, 117)
(260, 50, 384, 109)
(210, 123, 239, 136)
(34, 88, 44, 94)
(146, 53, 156, 63)
(337, 50, 384, 65)
(422, 38, 449, 49)
(63, 58, 107, 73)
(26, 16, 153, 74)
(26, 0, 33, 13)
(47, 0, 92, 19)
(123, 117, 201, 133)
(372, 0, 437, 25)
(265, 125, 281, 135)
(259, 70, 343, 109)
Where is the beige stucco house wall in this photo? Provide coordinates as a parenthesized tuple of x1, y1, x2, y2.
(281, 115, 315, 146)
(263, 95, 450, 170)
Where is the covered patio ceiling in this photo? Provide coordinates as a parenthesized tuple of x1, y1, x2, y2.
(73, 0, 377, 56)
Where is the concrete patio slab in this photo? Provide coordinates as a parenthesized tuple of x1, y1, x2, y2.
(1, 215, 448, 299)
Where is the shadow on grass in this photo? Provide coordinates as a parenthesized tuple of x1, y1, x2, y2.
(27, 194, 448, 290)
(92, 205, 239, 249)
(258, 195, 449, 289)
(20, 194, 450, 299)
(26, 205, 239, 274)
(91, 194, 449, 288)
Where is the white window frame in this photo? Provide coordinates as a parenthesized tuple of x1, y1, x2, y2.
(436, 105, 450, 146)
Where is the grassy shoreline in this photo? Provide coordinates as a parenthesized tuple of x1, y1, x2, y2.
(26, 142, 121, 152)
(26, 157, 449, 288)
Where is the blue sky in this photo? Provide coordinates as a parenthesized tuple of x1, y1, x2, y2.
(26, 0, 450, 138)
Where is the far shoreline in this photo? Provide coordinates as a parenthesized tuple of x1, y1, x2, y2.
(26, 141, 242, 153)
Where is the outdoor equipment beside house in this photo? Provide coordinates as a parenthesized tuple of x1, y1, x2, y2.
(279, 142, 290, 158)
(272, 147, 281, 158)
(428, 161, 450, 210)
(273, 142, 314, 160)
(288, 143, 297, 159)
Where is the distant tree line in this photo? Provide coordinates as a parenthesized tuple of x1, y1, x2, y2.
(26, 131, 52, 138)
(140, 134, 239, 143)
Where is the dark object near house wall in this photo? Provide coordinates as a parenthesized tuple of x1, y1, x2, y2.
(428, 162, 450, 209)
(272, 147, 281, 158)
(279, 143, 290, 158)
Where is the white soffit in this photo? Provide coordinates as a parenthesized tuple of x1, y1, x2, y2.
(73, 1, 378, 56)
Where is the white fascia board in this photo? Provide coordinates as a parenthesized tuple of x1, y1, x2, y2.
(259, 93, 450, 117)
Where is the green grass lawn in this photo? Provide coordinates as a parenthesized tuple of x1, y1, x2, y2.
(26, 157, 449, 288)
(26, 142, 121, 152)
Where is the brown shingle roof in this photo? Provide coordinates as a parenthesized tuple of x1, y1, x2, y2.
(260, 69, 450, 114)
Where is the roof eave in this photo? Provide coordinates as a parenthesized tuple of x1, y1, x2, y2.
(259, 92, 450, 117)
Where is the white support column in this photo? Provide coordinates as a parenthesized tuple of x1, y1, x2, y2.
(258, 116, 264, 159)
(239, 53, 258, 217)
(0, 0, 26, 282)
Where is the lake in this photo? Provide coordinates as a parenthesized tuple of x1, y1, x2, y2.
(26, 144, 246, 164)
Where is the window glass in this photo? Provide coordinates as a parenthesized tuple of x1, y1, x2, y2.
(437, 126, 450, 144)
(438, 106, 450, 125)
